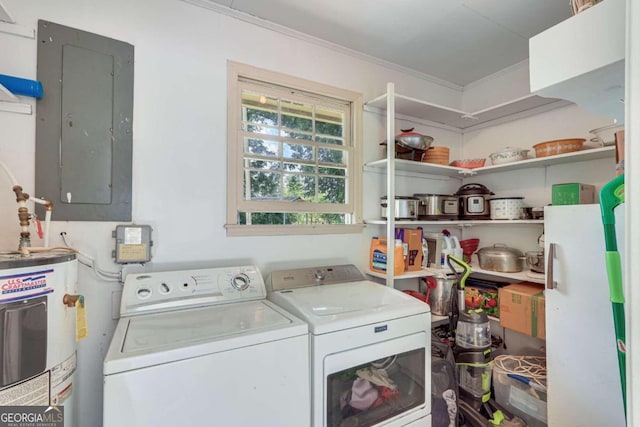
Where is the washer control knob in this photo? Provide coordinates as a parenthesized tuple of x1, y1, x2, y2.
(231, 273, 250, 291)
(315, 271, 325, 282)
(159, 283, 171, 294)
(137, 288, 151, 299)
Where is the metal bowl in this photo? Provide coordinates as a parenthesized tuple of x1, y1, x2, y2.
(525, 250, 545, 273)
(396, 128, 434, 150)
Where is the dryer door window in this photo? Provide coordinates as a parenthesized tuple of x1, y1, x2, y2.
(0, 296, 47, 387)
(324, 332, 427, 427)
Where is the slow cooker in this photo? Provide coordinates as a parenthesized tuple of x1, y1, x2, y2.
(413, 193, 458, 220)
(454, 183, 494, 220)
(380, 196, 419, 220)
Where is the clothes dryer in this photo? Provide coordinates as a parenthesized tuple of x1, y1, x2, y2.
(268, 264, 431, 427)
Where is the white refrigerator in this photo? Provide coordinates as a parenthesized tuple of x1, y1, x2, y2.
(545, 204, 625, 426)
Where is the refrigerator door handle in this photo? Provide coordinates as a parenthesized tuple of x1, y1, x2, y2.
(546, 243, 556, 290)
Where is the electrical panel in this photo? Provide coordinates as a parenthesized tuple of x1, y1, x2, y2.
(113, 225, 153, 264)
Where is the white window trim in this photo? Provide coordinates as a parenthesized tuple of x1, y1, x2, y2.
(226, 61, 364, 236)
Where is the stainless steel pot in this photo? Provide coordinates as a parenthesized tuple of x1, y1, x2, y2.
(526, 250, 545, 273)
(413, 193, 458, 220)
(454, 183, 494, 220)
(428, 276, 456, 316)
(380, 196, 418, 220)
(476, 244, 525, 273)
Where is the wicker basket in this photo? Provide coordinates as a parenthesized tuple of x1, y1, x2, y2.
(422, 146, 450, 165)
(571, 0, 599, 15)
(533, 138, 585, 158)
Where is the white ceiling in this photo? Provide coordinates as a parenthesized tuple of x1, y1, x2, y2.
(205, 0, 572, 87)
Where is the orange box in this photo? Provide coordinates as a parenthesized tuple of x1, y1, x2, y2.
(498, 282, 545, 340)
(395, 228, 423, 271)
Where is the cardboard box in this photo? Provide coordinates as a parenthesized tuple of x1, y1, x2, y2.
(551, 183, 595, 205)
(395, 228, 423, 271)
(498, 282, 545, 339)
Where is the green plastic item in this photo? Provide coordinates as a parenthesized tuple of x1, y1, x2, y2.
(599, 173, 626, 419)
(489, 410, 505, 426)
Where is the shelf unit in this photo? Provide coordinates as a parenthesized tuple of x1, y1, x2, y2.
(0, 2, 35, 115)
(365, 82, 615, 289)
(364, 146, 615, 177)
(366, 261, 544, 285)
(365, 91, 570, 130)
(366, 219, 544, 227)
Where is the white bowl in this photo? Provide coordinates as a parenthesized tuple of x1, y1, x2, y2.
(489, 147, 529, 165)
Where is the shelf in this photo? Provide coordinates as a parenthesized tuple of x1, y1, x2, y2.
(0, 99, 31, 115)
(364, 158, 465, 178)
(467, 146, 616, 176)
(366, 219, 544, 226)
(367, 268, 441, 280)
(365, 146, 615, 178)
(365, 91, 567, 130)
(469, 261, 545, 285)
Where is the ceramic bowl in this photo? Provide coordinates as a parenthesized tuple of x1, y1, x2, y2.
(450, 158, 486, 169)
(489, 147, 529, 165)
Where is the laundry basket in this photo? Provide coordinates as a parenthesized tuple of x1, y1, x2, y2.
(493, 355, 547, 427)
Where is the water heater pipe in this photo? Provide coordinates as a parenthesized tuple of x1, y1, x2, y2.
(1, 160, 53, 251)
(0, 159, 18, 186)
(28, 196, 52, 248)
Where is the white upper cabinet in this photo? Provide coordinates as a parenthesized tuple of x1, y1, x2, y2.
(529, 0, 625, 122)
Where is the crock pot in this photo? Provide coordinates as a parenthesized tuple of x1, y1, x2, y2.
(413, 193, 458, 220)
(489, 197, 525, 220)
(454, 183, 494, 220)
(380, 196, 419, 220)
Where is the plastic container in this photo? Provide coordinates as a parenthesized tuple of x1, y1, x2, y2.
(370, 237, 405, 276)
(440, 235, 454, 269)
(450, 235, 463, 260)
(455, 309, 491, 349)
(493, 355, 547, 427)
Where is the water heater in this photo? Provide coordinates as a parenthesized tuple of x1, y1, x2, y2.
(0, 253, 78, 426)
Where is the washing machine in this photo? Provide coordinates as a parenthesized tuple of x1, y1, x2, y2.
(103, 265, 310, 427)
(268, 264, 431, 427)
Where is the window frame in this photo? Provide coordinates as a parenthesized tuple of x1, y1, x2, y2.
(226, 61, 364, 236)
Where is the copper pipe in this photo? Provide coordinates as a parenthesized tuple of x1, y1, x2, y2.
(12, 185, 31, 250)
(63, 294, 80, 308)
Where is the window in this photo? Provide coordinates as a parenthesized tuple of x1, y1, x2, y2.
(226, 62, 363, 236)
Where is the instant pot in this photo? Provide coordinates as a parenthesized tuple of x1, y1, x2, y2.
(454, 183, 494, 220)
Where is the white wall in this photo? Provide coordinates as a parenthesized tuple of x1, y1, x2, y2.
(0, 1, 623, 425)
(0, 1, 463, 425)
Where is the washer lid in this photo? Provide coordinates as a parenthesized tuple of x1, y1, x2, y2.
(268, 280, 429, 334)
(104, 300, 307, 374)
(123, 300, 290, 353)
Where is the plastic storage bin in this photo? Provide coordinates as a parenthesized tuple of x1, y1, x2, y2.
(493, 355, 547, 427)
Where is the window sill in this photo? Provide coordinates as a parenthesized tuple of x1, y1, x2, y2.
(225, 223, 366, 237)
